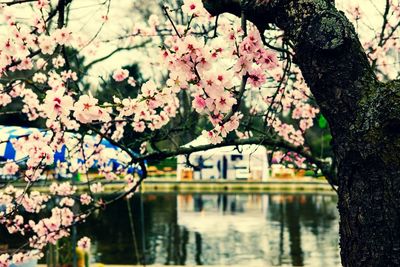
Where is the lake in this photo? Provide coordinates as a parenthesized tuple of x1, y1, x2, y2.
(77, 193, 340, 266)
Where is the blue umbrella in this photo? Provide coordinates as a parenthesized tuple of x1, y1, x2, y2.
(0, 125, 143, 174)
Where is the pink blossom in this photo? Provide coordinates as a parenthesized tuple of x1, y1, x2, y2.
(90, 182, 103, 193)
(38, 35, 55, 55)
(52, 28, 72, 45)
(202, 130, 223, 144)
(52, 55, 65, 68)
(77, 237, 91, 251)
(0, 93, 11, 107)
(248, 67, 267, 88)
(202, 75, 225, 99)
(36, 0, 49, 9)
(9, 82, 24, 98)
(181, 0, 205, 16)
(80, 194, 92, 205)
(166, 72, 188, 92)
(32, 73, 47, 83)
(0, 253, 10, 267)
(133, 121, 146, 132)
(2, 161, 19, 175)
(11, 253, 25, 265)
(259, 50, 278, 70)
(300, 118, 313, 131)
(61, 70, 78, 81)
(128, 77, 137, 87)
(233, 55, 252, 75)
(59, 197, 75, 207)
(225, 112, 243, 132)
(112, 69, 129, 82)
(141, 81, 157, 97)
(192, 95, 206, 112)
(214, 92, 237, 113)
(73, 94, 110, 123)
(36, 58, 47, 70)
(50, 182, 76, 196)
(43, 89, 73, 119)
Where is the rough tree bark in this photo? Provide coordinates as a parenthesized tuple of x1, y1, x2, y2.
(202, 0, 400, 266)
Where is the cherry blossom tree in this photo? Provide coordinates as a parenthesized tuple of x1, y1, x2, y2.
(0, 0, 399, 266)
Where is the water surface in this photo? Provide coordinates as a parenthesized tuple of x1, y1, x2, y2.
(80, 193, 340, 266)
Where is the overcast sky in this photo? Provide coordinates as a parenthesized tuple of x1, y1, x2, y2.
(2, 0, 391, 85)
(69, 0, 387, 81)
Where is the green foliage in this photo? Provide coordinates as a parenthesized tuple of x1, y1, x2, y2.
(95, 64, 144, 103)
(149, 157, 177, 168)
(318, 114, 328, 128)
(305, 124, 333, 159)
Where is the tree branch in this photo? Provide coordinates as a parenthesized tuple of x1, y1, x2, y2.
(139, 136, 336, 185)
(84, 40, 151, 71)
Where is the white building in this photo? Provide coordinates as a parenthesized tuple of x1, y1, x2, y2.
(177, 136, 269, 181)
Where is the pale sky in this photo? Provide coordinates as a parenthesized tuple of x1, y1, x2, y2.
(1, 0, 391, 85)
(72, 0, 388, 82)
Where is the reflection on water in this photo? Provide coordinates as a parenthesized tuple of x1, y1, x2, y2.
(80, 193, 340, 266)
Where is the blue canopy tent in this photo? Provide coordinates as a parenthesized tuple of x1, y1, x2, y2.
(0, 125, 143, 178)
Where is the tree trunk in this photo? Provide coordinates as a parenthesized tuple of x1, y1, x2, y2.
(202, 0, 400, 266)
(337, 112, 400, 266)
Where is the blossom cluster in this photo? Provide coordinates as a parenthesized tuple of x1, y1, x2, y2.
(0, 0, 398, 265)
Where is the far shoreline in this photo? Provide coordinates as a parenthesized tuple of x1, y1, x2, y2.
(3, 177, 336, 195)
